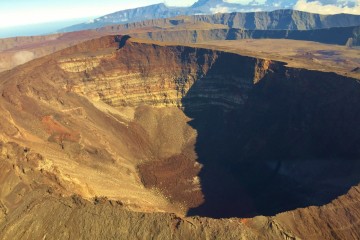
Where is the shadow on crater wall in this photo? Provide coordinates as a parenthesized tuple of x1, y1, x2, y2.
(115, 35, 132, 48)
(182, 52, 360, 218)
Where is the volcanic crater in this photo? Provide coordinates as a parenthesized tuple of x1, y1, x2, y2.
(1, 35, 360, 222)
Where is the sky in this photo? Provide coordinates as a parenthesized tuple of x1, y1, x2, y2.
(0, 0, 198, 28)
(0, 0, 359, 29)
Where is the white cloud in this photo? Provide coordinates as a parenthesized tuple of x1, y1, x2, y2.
(224, 0, 267, 4)
(210, 6, 236, 13)
(224, 0, 252, 4)
(294, 0, 360, 14)
(164, 0, 197, 6)
(210, 4, 263, 13)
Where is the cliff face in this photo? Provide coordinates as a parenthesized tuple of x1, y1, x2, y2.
(54, 38, 273, 109)
(130, 26, 360, 46)
(61, 9, 360, 32)
(195, 10, 360, 30)
(0, 36, 360, 239)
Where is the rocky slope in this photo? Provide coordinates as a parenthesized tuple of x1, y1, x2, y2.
(0, 35, 360, 239)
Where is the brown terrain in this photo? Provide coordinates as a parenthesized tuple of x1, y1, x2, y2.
(0, 7, 360, 239)
(193, 39, 360, 78)
(0, 33, 359, 239)
(1, 15, 359, 77)
(0, 17, 228, 72)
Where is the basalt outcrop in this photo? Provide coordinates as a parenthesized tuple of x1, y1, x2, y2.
(0, 36, 360, 239)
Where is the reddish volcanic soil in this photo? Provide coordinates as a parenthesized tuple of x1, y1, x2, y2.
(42, 115, 80, 145)
(139, 153, 203, 209)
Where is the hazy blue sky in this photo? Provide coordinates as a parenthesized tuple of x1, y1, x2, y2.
(0, 0, 359, 29)
(0, 0, 198, 28)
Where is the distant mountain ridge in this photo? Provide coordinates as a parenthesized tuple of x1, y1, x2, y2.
(59, 3, 191, 32)
(60, 8, 360, 33)
(129, 25, 360, 47)
(58, 0, 319, 32)
(189, 10, 360, 30)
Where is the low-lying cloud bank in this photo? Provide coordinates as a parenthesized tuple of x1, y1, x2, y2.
(209, 0, 360, 14)
(294, 0, 360, 14)
(210, 5, 262, 13)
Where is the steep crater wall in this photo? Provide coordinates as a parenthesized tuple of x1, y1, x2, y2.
(184, 66, 360, 218)
(58, 37, 360, 218)
(57, 39, 272, 109)
(5, 36, 360, 219)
